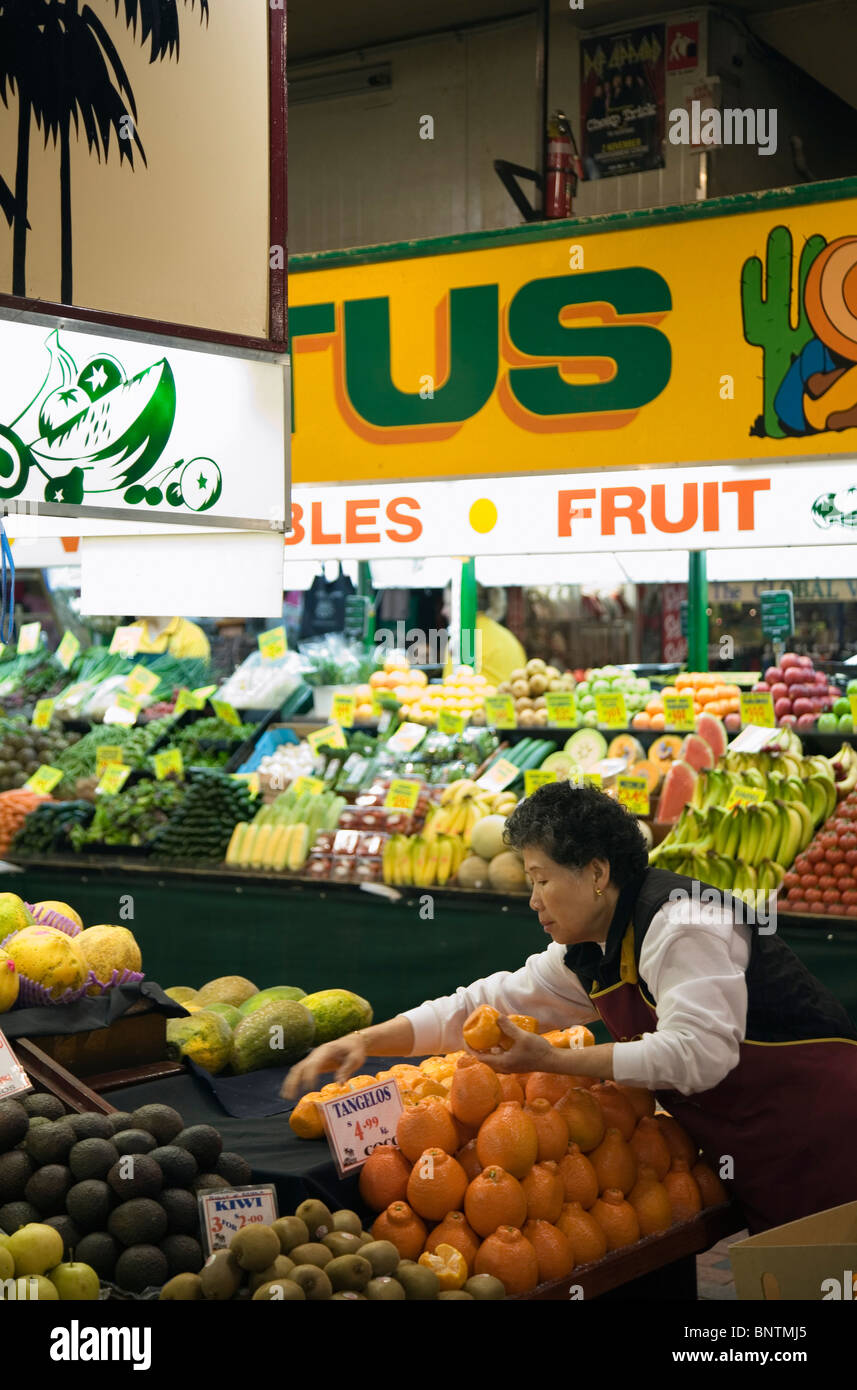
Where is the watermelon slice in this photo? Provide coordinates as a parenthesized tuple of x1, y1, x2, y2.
(697, 711, 728, 763)
(656, 760, 698, 824)
(680, 734, 715, 773)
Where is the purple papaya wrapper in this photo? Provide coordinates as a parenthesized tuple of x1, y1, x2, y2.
(26, 904, 82, 938)
(87, 968, 145, 994)
(14, 971, 95, 1008)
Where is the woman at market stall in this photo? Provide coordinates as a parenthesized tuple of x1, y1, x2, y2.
(284, 781, 857, 1234)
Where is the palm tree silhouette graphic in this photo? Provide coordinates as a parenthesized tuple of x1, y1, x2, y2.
(0, 0, 210, 304)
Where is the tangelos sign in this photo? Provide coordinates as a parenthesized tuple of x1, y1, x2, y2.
(289, 187, 857, 483)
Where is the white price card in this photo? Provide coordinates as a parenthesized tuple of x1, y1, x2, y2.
(197, 1184, 279, 1256)
(728, 724, 782, 754)
(0, 1030, 32, 1101)
(320, 1080, 404, 1177)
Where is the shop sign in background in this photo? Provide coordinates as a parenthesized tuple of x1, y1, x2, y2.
(290, 190, 857, 483)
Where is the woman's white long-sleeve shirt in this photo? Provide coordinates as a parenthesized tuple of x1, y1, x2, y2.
(402, 898, 751, 1096)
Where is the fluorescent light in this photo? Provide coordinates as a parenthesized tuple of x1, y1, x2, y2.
(615, 551, 690, 583)
(708, 546, 857, 581)
(476, 554, 626, 587)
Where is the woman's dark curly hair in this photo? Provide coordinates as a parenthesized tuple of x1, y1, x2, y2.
(504, 782, 649, 888)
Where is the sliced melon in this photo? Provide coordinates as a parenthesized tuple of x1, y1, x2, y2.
(564, 728, 608, 770)
(540, 751, 582, 779)
(649, 734, 683, 778)
(607, 734, 645, 765)
(630, 759, 661, 794)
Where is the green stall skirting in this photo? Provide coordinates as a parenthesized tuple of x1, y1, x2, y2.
(8, 862, 857, 1031)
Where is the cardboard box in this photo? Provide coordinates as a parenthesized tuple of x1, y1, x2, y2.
(730, 1201, 857, 1300)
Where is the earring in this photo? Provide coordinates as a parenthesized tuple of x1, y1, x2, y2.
(594, 887, 603, 897)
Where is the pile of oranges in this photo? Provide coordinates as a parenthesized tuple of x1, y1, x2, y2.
(630, 672, 742, 731)
(290, 1008, 728, 1295)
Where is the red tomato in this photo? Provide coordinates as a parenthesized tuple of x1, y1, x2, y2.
(793, 856, 812, 874)
(842, 890, 857, 906)
(801, 874, 819, 889)
(839, 877, 856, 891)
(782, 873, 799, 891)
(845, 850, 857, 868)
(822, 888, 840, 904)
(805, 888, 823, 903)
(807, 846, 826, 864)
(786, 896, 805, 910)
(818, 875, 838, 890)
(833, 863, 850, 878)
(826, 848, 846, 865)
(820, 833, 839, 850)
(827, 902, 848, 915)
(839, 833, 857, 851)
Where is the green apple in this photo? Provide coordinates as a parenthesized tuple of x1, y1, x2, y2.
(834, 697, 851, 717)
(8, 1275, 59, 1300)
(817, 713, 838, 733)
(6, 1223, 64, 1276)
(839, 714, 854, 733)
(49, 1261, 100, 1301)
(848, 679, 857, 696)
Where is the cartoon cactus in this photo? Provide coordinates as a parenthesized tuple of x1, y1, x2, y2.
(740, 225, 826, 438)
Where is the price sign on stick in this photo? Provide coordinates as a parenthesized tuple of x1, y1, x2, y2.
(109, 624, 141, 657)
(198, 1185, 279, 1256)
(96, 764, 132, 796)
(725, 784, 767, 810)
(483, 694, 516, 729)
(476, 757, 520, 794)
(331, 693, 356, 729)
(385, 722, 428, 754)
(545, 691, 578, 727)
(524, 769, 557, 797)
(17, 622, 41, 655)
(438, 709, 466, 735)
(153, 748, 184, 781)
(384, 779, 421, 811)
(211, 699, 241, 727)
(55, 631, 80, 671)
(0, 1031, 31, 1100)
(594, 692, 628, 729)
(292, 775, 325, 798)
(258, 626, 287, 661)
(617, 775, 650, 817)
(126, 665, 159, 698)
(31, 700, 55, 730)
(174, 688, 205, 716)
(25, 765, 64, 795)
(740, 692, 775, 728)
(663, 693, 696, 732)
(307, 723, 346, 752)
(96, 746, 126, 777)
(320, 1081, 404, 1177)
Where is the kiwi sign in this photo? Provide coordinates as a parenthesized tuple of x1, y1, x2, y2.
(0, 319, 287, 530)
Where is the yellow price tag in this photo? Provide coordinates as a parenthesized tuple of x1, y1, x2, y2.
(153, 748, 184, 781)
(544, 691, 578, 727)
(31, 699, 55, 730)
(103, 692, 140, 726)
(96, 746, 127, 777)
(662, 693, 696, 732)
(476, 757, 520, 793)
(739, 692, 775, 728)
(484, 694, 516, 729)
(24, 765, 64, 795)
(332, 693, 356, 728)
(96, 764, 132, 796)
(125, 665, 160, 697)
(524, 768, 557, 797)
(55, 631, 80, 671)
(211, 700, 241, 727)
(438, 709, 466, 735)
(194, 685, 218, 701)
(174, 688, 205, 716)
(594, 692, 628, 729)
(725, 784, 767, 810)
(617, 775, 650, 816)
(292, 775, 325, 797)
(231, 772, 260, 795)
(384, 778, 422, 811)
(307, 723, 347, 751)
(17, 622, 42, 655)
(258, 626, 287, 661)
(109, 624, 141, 656)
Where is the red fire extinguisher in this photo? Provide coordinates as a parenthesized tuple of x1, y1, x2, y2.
(545, 110, 583, 219)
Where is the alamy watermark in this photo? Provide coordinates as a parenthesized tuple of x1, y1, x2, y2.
(668, 881, 777, 934)
(668, 103, 777, 156)
(375, 623, 483, 670)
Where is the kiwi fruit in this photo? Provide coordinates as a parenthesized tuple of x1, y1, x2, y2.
(331, 1291, 366, 1300)
(272, 1215, 308, 1253)
(289, 1242, 332, 1269)
(159, 1272, 203, 1301)
(366, 1276, 406, 1301)
(289, 1264, 333, 1300)
(331, 1209, 363, 1235)
(322, 1231, 363, 1259)
(248, 1255, 295, 1294)
(464, 1273, 506, 1300)
(230, 1225, 281, 1272)
(397, 1263, 440, 1300)
(356, 1231, 374, 1247)
(294, 1198, 332, 1240)
(359, 1240, 400, 1277)
(252, 1279, 305, 1301)
(326, 1253, 372, 1293)
(199, 1248, 242, 1301)
(438, 1289, 475, 1299)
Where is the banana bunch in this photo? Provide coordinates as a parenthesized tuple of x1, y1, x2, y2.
(427, 783, 517, 846)
(831, 741, 857, 797)
(651, 843, 784, 903)
(383, 832, 467, 888)
(652, 799, 812, 871)
(689, 762, 836, 824)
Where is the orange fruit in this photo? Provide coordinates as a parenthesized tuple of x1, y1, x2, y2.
(649, 713, 666, 730)
(455, 1138, 482, 1181)
(524, 1071, 574, 1107)
(358, 1143, 411, 1212)
(523, 1098, 568, 1162)
(465, 1165, 527, 1236)
(451, 1113, 480, 1149)
(545, 1025, 595, 1049)
(590, 1127, 637, 1195)
(591, 1188, 640, 1251)
(692, 1160, 728, 1208)
(475, 1225, 538, 1296)
(449, 1054, 502, 1127)
(345, 1074, 378, 1091)
(408, 1077, 448, 1101)
(319, 1082, 347, 1099)
(497, 1074, 525, 1104)
(406, 1147, 468, 1222)
(663, 1158, 703, 1223)
(371, 1201, 427, 1260)
(507, 1014, 540, 1034)
(655, 1112, 698, 1167)
(419, 1242, 468, 1290)
(557, 1201, 607, 1264)
(424, 1210, 480, 1268)
(522, 1219, 574, 1283)
(629, 1116, 671, 1181)
(462, 1004, 503, 1051)
(628, 1164, 672, 1237)
(555, 1088, 605, 1152)
(396, 1098, 458, 1163)
(621, 1085, 656, 1121)
(476, 1100, 538, 1179)
(631, 712, 651, 730)
(591, 1081, 637, 1141)
(521, 1160, 564, 1223)
(288, 1092, 324, 1139)
(557, 1142, 599, 1209)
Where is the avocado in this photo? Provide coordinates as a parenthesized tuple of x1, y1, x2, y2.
(0, 1151, 34, 1203)
(108, 1197, 168, 1247)
(360, 1240, 401, 1276)
(129, 1104, 184, 1145)
(326, 1253, 372, 1293)
(150, 1146, 197, 1187)
(174, 1126, 222, 1170)
(252, 1278, 306, 1301)
(0, 1099, 28, 1150)
(322, 1230, 364, 1258)
(289, 1242, 332, 1268)
(74, 1232, 119, 1280)
(21, 1093, 66, 1121)
(230, 1225, 281, 1272)
(295, 1198, 332, 1240)
(159, 1272, 203, 1300)
(42, 1214, 81, 1259)
(192, 1173, 231, 1194)
(112, 1129, 157, 1156)
(66, 1179, 113, 1232)
(288, 1263, 332, 1300)
(24, 1163, 72, 1215)
(331, 1208, 363, 1236)
(249, 1255, 296, 1293)
(0, 1200, 39, 1232)
(437, 1289, 475, 1299)
(397, 1264, 440, 1300)
(115, 1244, 169, 1294)
(25, 1121, 76, 1166)
(215, 1151, 252, 1186)
(68, 1112, 116, 1143)
(70, 1138, 120, 1182)
(199, 1248, 242, 1300)
(160, 1188, 199, 1235)
(160, 1234, 203, 1276)
(106, 1112, 134, 1135)
(107, 1153, 163, 1200)
(463, 1273, 506, 1300)
(272, 1215, 308, 1253)
(366, 1276, 406, 1300)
